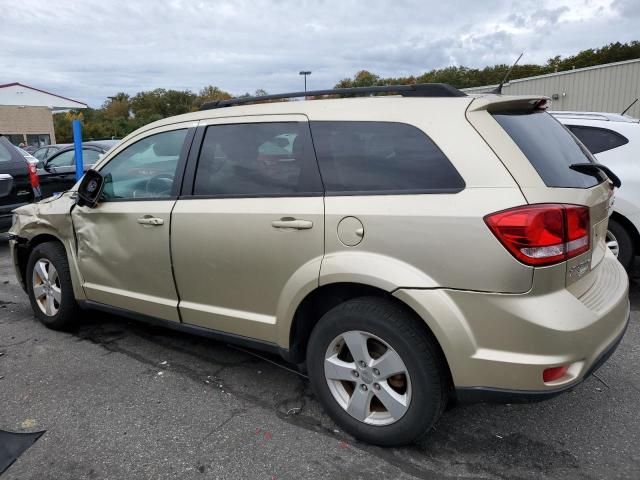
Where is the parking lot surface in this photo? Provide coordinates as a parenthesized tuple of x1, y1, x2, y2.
(1, 236, 639, 480)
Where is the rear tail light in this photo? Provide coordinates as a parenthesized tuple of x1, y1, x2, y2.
(27, 162, 42, 199)
(484, 204, 590, 266)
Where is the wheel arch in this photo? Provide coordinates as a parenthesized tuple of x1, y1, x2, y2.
(14, 233, 64, 291)
(285, 281, 453, 389)
(14, 232, 85, 300)
(610, 211, 640, 252)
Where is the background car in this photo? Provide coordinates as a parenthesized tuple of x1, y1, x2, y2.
(22, 145, 38, 154)
(553, 111, 640, 271)
(32, 144, 71, 162)
(37, 140, 119, 198)
(0, 136, 40, 232)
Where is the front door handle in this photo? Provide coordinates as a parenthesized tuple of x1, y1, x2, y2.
(137, 216, 164, 226)
(271, 218, 313, 230)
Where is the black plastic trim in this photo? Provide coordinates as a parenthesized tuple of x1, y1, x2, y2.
(200, 83, 466, 110)
(456, 312, 629, 404)
(325, 188, 465, 196)
(178, 125, 206, 197)
(170, 126, 197, 198)
(80, 300, 288, 359)
(178, 192, 324, 200)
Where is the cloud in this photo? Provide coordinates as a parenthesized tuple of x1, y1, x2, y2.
(613, 0, 640, 16)
(0, 0, 631, 106)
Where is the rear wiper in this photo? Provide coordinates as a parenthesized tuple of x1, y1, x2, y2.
(569, 163, 621, 188)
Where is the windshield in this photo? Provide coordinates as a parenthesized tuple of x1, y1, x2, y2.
(493, 110, 603, 188)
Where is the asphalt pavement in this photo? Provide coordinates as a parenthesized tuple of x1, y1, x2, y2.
(1, 236, 639, 479)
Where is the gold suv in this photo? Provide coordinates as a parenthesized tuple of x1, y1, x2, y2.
(9, 85, 630, 446)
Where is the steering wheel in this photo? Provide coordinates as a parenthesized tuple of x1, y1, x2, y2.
(145, 174, 174, 196)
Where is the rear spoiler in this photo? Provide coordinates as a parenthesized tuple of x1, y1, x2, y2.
(466, 94, 550, 113)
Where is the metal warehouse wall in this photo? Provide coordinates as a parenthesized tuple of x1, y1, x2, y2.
(463, 59, 640, 118)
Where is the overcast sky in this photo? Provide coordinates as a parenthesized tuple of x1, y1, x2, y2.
(2, 0, 638, 107)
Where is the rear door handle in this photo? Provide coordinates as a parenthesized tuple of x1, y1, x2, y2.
(271, 218, 313, 230)
(137, 216, 164, 226)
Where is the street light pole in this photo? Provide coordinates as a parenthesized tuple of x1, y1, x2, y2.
(299, 71, 311, 92)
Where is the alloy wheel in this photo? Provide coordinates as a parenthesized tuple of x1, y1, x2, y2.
(324, 330, 411, 426)
(32, 259, 61, 317)
(606, 229, 620, 258)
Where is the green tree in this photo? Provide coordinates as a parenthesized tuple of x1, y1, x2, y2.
(194, 85, 232, 109)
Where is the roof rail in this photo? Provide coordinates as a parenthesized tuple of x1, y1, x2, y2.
(199, 83, 466, 110)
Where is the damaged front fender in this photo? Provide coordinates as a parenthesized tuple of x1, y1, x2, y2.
(9, 192, 86, 300)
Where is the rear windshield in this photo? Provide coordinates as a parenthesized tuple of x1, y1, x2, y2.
(493, 111, 603, 188)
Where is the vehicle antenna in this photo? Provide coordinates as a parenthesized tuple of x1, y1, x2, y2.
(491, 52, 524, 94)
(621, 98, 638, 116)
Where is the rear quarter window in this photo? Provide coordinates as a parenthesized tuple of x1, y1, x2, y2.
(492, 111, 603, 188)
(310, 121, 465, 194)
(566, 125, 629, 154)
(0, 141, 12, 163)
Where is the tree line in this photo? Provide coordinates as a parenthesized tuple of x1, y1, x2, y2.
(54, 41, 640, 142)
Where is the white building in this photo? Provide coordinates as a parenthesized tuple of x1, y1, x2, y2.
(0, 82, 87, 147)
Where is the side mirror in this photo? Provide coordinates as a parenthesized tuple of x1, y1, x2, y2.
(77, 169, 105, 208)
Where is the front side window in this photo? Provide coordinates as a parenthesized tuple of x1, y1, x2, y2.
(48, 150, 75, 168)
(100, 129, 187, 200)
(566, 125, 629, 155)
(310, 121, 465, 194)
(83, 149, 102, 164)
(193, 122, 322, 196)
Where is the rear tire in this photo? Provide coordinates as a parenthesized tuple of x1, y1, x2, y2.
(306, 297, 448, 446)
(26, 242, 79, 330)
(607, 219, 634, 272)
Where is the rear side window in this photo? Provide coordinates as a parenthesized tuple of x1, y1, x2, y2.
(310, 121, 464, 194)
(193, 122, 323, 196)
(0, 141, 12, 163)
(493, 111, 602, 188)
(566, 125, 629, 154)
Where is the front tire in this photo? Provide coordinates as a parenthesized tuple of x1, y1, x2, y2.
(26, 242, 79, 330)
(306, 297, 448, 446)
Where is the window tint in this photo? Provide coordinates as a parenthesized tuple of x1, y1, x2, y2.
(0, 140, 12, 163)
(493, 111, 602, 188)
(100, 129, 187, 200)
(34, 148, 48, 161)
(566, 125, 629, 155)
(310, 121, 464, 194)
(193, 123, 322, 196)
(83, 148, 101, 164)
(48, 150, 75, 168)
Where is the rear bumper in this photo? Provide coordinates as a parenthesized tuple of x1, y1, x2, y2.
(455, 311, 629, 403)
(393, 252, 630, 398)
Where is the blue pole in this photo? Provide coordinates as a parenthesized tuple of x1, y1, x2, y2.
(72, 119, 84, 181)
